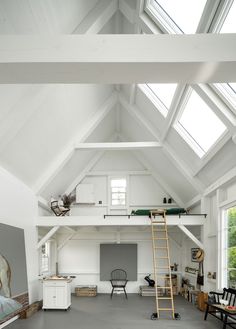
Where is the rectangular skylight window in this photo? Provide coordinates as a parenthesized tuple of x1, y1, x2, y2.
(175, 90, 227, 158)
(146, 0, 207, 33)
(214, 83, 236, 115)
(144, 84, 177, 117)
(220, 1, 236, 33)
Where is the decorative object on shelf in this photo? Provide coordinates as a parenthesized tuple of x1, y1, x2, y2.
(163, 197, 167, 204)
(196, 249, 204, 286)
(144, 274, 155, 287)
(62, 193, 76, 208)
(207, 272, 212, 278)
(174, 263, 178, 271)
(212, 272, 216, 279)
(185, 267, 198, 274)
(168, 198, 172, 204)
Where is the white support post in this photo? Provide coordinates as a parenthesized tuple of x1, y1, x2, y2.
(38, 196, 51, 212)
(37, 226, 60, 250)
(75, 141, 161, 150)
(178, 225, 204, 249)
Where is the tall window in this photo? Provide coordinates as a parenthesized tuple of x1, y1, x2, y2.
(110, 178, 127, 206)
(41, 242, 50, 273)
(226, 207, 236, 288)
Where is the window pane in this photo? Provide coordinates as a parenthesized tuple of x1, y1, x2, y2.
(227, 207, 236, 288)
(112, 187, 126, 193)
(214, 83, 236, 114)
(152, 0, 207, 33)
(177, 90, 226, 156)
(220, 1, 236, 33)
(147, 83, 177, 114)
(112, 199, 126, 206)
(111, 179, 127, 187)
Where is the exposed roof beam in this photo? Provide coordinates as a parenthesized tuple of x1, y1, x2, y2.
(86, 170, 151, 176)
(57, 231, 78, 251)
(119, 0, 135, 24)
(33, 91, 117, 194)
(0, 34, 235, 83)
(37, 226, 60, 249)
(73, 0, 118, 34)
(204, 165, 236, 196)
(178, 225, 204, 249)
(160, 84, 188, 142)
(129, 84, 137, 104)
(75, 141, 161, 150)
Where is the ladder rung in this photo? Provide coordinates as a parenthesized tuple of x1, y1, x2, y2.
(154, 247, 168, 249)
(157, 297, 173, 300)
(153, 229, 166, 232)
(155, 286, 171, 289)
(152, 221, 166, 224)
(158, 308, 174, 311)
(153, 237, 168, 240)
(156, 266, 170, 269)
(155, 257, 169, 259)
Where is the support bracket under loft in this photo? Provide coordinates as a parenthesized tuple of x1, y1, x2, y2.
(177, 224, 203, 249)
(37, 226, 60, 249)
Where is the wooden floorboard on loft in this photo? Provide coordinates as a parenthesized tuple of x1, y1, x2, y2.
(6, 294, 221, 329)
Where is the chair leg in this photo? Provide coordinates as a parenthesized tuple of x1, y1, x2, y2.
(223, 314, 228, 329)
(204, 304, 209, 320)
(110, 288, 114, 298)
(124, 288, 128, 299)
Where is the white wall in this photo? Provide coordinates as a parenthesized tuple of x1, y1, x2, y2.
(0, 166, 38, 303)
(57, 229, 182, 293)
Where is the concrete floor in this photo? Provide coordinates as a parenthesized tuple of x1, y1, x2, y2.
(7, 294, 221, 329)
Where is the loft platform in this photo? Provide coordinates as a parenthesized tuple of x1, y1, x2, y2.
(37, 214, 206, 227)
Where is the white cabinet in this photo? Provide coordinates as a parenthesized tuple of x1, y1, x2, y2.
(43, 279, 71, 310)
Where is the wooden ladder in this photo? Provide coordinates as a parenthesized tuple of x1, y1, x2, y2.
(150, 209, 176, 320)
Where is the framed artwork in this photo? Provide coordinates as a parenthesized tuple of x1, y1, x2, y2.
(191, 247, 200, 262)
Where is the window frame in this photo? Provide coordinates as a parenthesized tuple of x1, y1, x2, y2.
(108, 176, 128, 210)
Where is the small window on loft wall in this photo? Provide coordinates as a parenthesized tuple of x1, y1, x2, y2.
(110, 178, 127, 207)
(174, 89, 227, 158)
(41, 242, 50, 274)
(145, 0, 207, 33)
(145, 83, 177, 117)
(213, 83, 236, 116)
(219, 1, 236, 33)
(223, 206, 236, 288)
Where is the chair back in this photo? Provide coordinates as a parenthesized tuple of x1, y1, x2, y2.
(111, 269, 127, 281)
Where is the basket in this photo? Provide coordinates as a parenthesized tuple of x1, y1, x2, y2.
(75, 285, 97, 297)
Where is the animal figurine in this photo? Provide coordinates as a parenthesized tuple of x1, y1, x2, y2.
(0, 254, 11, 297)
(144, 274, 155, 287)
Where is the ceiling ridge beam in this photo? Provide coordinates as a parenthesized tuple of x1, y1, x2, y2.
(33, 91, 117, 194)
(0, 85, 55, 153)
(75, 141, 161, 150)
(73, 0, 118, 34)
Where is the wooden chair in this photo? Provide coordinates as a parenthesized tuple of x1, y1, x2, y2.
(110, 269, 128, 299)
(50, 200, 70, 216)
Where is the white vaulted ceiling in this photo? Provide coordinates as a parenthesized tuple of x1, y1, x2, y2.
(0, 0, 235, 209)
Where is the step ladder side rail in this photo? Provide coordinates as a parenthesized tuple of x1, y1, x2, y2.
(151, 217, 160, 318)
(164, 213, 175, 319)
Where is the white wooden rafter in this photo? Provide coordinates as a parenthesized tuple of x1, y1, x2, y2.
(178, 225, 204, 249)
(34, 91, 117, 194)
(73, 0, 118, 34)
(119, 0, 135, 24)
(185, 194, 202, 209)
(57, 231, 78, 251)
(37, 226, 60, 249)
(75, 141, 161, 150)
(38, 196, 51, 212)
(0, 35, 236, 83)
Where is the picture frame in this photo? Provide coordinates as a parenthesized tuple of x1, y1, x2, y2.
(191, 247, 200, 262)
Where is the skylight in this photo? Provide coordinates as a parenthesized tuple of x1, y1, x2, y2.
(175, 90, 227, 158)
(146, 83, 177, 117)
(214, 83, 236, 115)
(220, 1, 236, 33)
(145, 0, 207, 33)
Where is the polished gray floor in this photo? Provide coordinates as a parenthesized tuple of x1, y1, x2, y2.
(7, 294, 221, 329)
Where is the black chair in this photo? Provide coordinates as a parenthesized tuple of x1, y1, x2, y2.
(110, 269, 128, 299)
